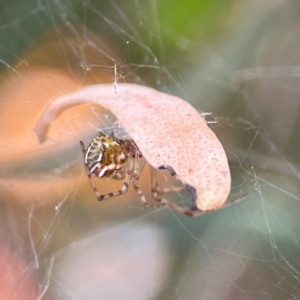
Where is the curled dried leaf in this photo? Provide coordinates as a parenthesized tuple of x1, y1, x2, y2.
(34, 84, 231, 212)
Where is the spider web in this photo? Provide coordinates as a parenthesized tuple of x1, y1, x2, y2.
(0, 0, 299, 299)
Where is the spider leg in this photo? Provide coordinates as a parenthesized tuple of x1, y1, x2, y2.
(149, 168, 193, 216)
(131, 155, 165, 208)
(149, 182, 201, 217)
(150, 167, 185, 196)
(167, 194, 248, 217)
(150, 167, 246, 217)
(80, 141, 131, 201)
(110, 169, 124, 180)
(176, 194, 248, 217)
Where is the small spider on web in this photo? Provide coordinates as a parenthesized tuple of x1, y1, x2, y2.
(34, 83, 247, 217)
(80, 131, 186, 212)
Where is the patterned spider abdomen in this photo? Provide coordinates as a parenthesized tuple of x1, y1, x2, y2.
(85, 132, 126, 178)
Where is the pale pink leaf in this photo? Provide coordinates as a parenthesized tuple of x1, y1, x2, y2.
(34, 84, 231, 211)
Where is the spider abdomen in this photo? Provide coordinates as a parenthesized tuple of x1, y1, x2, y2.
(85, 132, 127, 178)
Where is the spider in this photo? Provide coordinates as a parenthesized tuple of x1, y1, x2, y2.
(80, 131, 244, 217)
(80, 131, 187, 212)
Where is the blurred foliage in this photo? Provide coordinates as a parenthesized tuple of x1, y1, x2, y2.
(0, 0, 247, 72)
(156, 0, 236, 44)
(86, 0, 241, 60)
